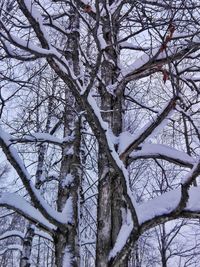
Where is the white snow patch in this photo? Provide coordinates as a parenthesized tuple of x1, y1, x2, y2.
(63, 246, 73, 267)
(62, 174, 74, 187)
(62, 197, 73, 224)
(137, 186, 200, 224)
(0, 192, 56, 230)
(109, 209, 133, 259)
(29, 133, 63, 144)
(131, 143, 196, 166)
(0, 230, 25, 240)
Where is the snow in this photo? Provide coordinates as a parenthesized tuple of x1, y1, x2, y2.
(65, 147, 74, 155)
(109, 209, 133, 259)
(0, 126, 31, 177)
(97, 25, 107, 50)
(23, 0, 50, 43)
(181, 160, 200, 183)
(62, 174, 74, 187)
(0, 230, 24, 241)
(0, 192, 56, 230)
(63, 246, 73, 267)
(10, 33, 52, 55)
(121, 46, 165, 76)
(62, 197, 73, 224)
(137, 186, 200, 224)
(120, 41, 149, 51)
(0, 244, 22, 255)
(0, 126, 73, 225)
(118, 131, 136, 154)
(186, 187, 200, 211)
(138, 189, 181, 224)
(28, 132, 63, 144)
(32, 184, 73, 225)
(130, 143, 196, 166)
(87, 93, 108, 130)
(120, 36, 199, 81)
(10, 132, 73, 145)
(119, 101, 175, 156)
(109, 0, 121, 14)
(34, 229, 53, 241)
(87, 93, 138, 217)
(4, 0, 81, 88)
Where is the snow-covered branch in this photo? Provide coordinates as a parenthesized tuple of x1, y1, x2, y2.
(0, 230, 24, 241)
(0, 244, 22, 256)
(0, 126, 73, 229)
(0, 193, 55, 233)
(109, 162, 200, 266)
(115, 40, 200, 95)
(119, 97, 177, 162)
(129, 143, 196, 168)
(10, 132, 72, 146)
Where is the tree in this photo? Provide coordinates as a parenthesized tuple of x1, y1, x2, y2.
(0, 0, 200, 266)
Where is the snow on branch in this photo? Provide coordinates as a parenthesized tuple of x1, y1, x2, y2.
(0, 244, 22, 256)
(109, 160, 200, 266)
(129, 143, 196, 168)
(109, 210, 133, 260)
(119, 97, 177, 162)
(10, 132, 73, 146)
(0, 230, 24, 241)
(0, 28, 55, 57)
(0, 193, 55, 232)
(0, 126, 74, 228)
(115, 39, 200, 95)
(138, 186, 200, 225)
(175, 159, 200, 213)
(139, 160, 200, 225)
(34, 229, 53, 241)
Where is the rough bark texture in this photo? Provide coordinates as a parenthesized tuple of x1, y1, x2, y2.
(54, 6, 81, 267)
(96, 2, 128, 265)
(20, 94, 54, 266)
(1, 1, 200, 267)
(20, 226, 35, 267)
(55, 116, 81, 267)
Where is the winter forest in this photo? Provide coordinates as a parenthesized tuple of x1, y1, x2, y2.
(0, 0, 199, 266)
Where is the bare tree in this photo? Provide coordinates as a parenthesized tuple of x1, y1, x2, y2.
(0, 0, 199, 267)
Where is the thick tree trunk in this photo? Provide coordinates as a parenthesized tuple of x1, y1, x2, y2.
(96, 3, 128, 265)
(54, 228, 79, 267)
(54, 6, 81, 267)
(55, 101, 81, 266)
(96, 151, 112, 267)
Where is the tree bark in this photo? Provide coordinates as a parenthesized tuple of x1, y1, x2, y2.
(20, 226, 34, 267)
(54, 6, 81, 266)
(96, 3, 128, 265)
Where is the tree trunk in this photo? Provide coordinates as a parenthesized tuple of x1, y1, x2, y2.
(54, 6, 81, 267)
(96, 2, 128, 265)
(55, 116, 81, 267)
(20, 226, 35, 267)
